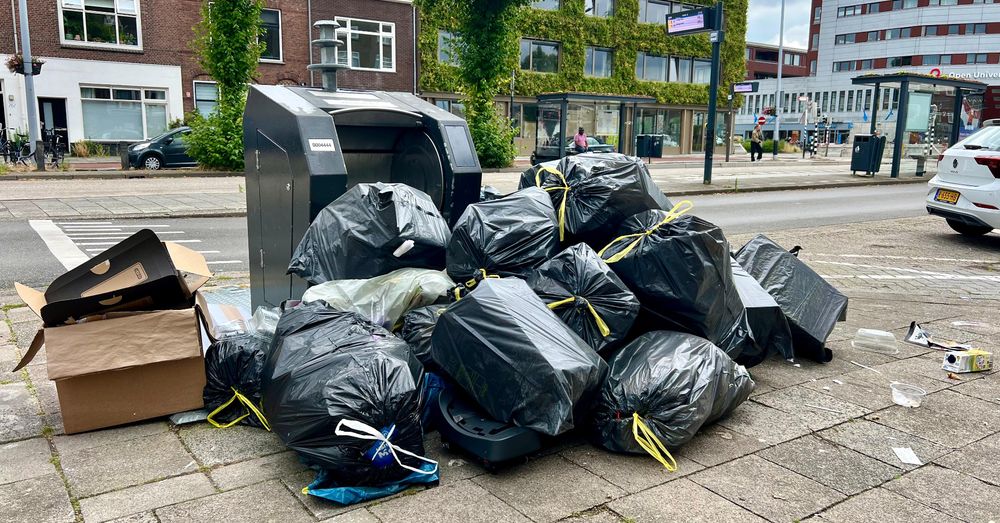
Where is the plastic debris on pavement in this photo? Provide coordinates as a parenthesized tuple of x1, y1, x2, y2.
(589, 331, 754, 459)
(287, 182, 451, 284)
(527, 243, 639, 355)
(430, 278, 608, 436)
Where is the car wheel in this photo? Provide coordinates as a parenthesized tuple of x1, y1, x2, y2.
(946, 218, 993, 237)
(141, 154, 163, 170)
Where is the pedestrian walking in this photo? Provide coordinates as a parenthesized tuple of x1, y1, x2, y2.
(574, 127, 588, 154)
(750, 124, 764, 162)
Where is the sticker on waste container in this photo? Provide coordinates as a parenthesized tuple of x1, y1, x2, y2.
(308, 138, 337, 152)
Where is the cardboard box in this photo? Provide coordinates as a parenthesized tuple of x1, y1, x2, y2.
(942, 349, 993, 373)
(12, 232, 213, 434)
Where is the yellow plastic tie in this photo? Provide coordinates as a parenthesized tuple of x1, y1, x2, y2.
(456, 269, 499, 301)
(207, 387, 272, 432)
(598, 200, 694, 264)
(547, 296, 611, 338)
(535, 165, 570, 242)
(632, 413, 677, 471)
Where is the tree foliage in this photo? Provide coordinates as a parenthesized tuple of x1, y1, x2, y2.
(187, 0, 263, 170)
(418, 0, 531, 167)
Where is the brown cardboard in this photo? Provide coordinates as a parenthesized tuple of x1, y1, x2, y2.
(14, 231, 211, 326)
(12, 309, 207, 434)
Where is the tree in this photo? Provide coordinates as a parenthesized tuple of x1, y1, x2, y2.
(418, 0, 530, 168)
(187, 0, 264, 170)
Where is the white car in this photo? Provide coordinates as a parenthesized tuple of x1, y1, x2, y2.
(927, 125, 1000, 236)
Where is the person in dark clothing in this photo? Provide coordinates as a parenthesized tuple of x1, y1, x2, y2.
(750, 124, 764, 162)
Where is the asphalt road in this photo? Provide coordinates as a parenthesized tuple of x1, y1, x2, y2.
(0, 183, 932, 300)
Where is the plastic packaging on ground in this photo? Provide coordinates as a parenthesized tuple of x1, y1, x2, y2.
(398, 305, 449, 367)
(261, 303, 433, 487)
(430, 278, 608, 436)
(589, 331, 755, 454)
(729, 258, 794, 366)
(735, 234, 849, 363)
(527, 243, 640, 355)
(300, 268, 454, 330)
(519, 153, 673, 247)
(287, 183, 451, 285)
(599, 205, 755, 362)
(446, 187, 560, 291)
(203, 334, 270, 429)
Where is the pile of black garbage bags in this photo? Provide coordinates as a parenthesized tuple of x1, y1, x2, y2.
(202, 154, 848, 506)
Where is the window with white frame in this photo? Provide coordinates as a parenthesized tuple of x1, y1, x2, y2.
(80, 86, 167, 140)
(60, 0, 141, 48)
(193, 81, 219, 116)
(260, 9, 282, 61)
(334, 17, 395, 71)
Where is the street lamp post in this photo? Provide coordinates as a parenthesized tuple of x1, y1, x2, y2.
(773, 0, 785, 159)
(18, 0, 41, 162)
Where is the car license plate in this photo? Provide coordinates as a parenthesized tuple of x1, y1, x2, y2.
(935, 189, 960, 205)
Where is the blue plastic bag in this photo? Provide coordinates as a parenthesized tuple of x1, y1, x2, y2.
(302, 462, 440, 505)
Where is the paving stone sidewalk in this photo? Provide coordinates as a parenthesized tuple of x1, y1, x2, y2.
(2, 217, 999, 522)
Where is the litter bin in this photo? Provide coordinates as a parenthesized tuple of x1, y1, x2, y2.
(850, 134, 885, 175)
(635, 134, 664, 158)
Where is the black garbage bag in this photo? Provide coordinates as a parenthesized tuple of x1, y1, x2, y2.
(430, 278, 608, 436)
(519, 153, 672, 247)
(527, 243, 640, 355)
(398, 304, 448, 367)
(480, 185, 503, 202)
(204, 334, 270, 429)
(590, 331, 755, 452)
(288, 183, 450, 285)
(735, 234, 849, 363)
(261, 302, 429, 486)
(729, 257, 794, 366)
(599, 208, 755, 361)
(446, 187, 560, 288)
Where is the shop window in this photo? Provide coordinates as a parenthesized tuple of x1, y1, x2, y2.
(520, 39, 560, 73)
(335, 17, 395, 71)
(584, 47, 613, 78)
(60, 0, 140, 48)
(81, 85, 168, 140)
(259, 9, 281, 61)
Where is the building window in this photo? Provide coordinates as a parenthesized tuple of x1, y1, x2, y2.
(638, 0, 671, 23)
(586, 0, 614, 17)
(903, 0, 917, 7)
(925, 26, 937, 36)
(810, 60, 816, 74)
(584, 47, 613, 77)
(835, 34, 856, 45)
(193, 81, 218, 116)
(885, 28, 900, 40)
(821, 92, 829, 112)
(847, 90, 855, 111)
(438, 31, 460, 66)
(868, 2, 880, 13)
(60, 0, 141, 48)
(692, 59, 711, 84)
(783, 53, 801, 66)
(813, 6, 821, 22)
(435, 99, 466, 118)
(532, 0, 560, 9)
(838, 91, 847, 111)
(968, 53, 988, 64)
(635, 51, 668, 81)
(673, 56, 692, 82)
(948, 24, 960, 35)
(811, 34, 819, 49)
(334, 17, 395, 71)
(941, 54, 952, 65)
(860, 59, 872, 70)
(837, 4, 861, 17)
(924, 55, 940, 66)
(968, 23, 987, 34)
(867, 31, 879, 41)
(864, 90, 872, 111)
(520, 39, 559, 73)
(80, 85, 167, 140)
(888, 56, 912, 67)
(745, 48, 751, 60)
(259, 9, 281, 61)
(833, 60, 858, 72)
(756, 50, 778, 62)
(931, 0, 958, 4)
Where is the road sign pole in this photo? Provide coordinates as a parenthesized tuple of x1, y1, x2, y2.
(703, 2, 723, 185)
(726, 93, 733, 163)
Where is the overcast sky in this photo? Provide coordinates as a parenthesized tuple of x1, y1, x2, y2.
(746, 0, 811, 50)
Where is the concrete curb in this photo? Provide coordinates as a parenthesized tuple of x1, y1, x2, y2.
(0, 209, 247, 221)
(0, 170, 242, 181)
(665, 175, 929, 196)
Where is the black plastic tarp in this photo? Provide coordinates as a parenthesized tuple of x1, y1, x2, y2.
(204, 334, 269, 428)
(599, 210, 754, 361)
(527, 243, 640, 355)
(446, 187, 560, 286)
(735, 234, 849, 363)
(288, 183, 451, 285)
(519, 153, 672, 247)
(430, 278, 608, 436)
(260, 302, 426, 486)
(398, 305, 448, 367)
(729, 257, 794, 366)
(590, 330, 755, 451)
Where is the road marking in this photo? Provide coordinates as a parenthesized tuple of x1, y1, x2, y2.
(207, 260, 242, 265)
(820, 274, 1000, 282)
(196, 250, 221, 254)
(66, 230, 185, 236)
(55, 222, 171, 228)
(55, 221, 112, 225)
(76, 242, 123, 246)
(29, 219, 90, 270)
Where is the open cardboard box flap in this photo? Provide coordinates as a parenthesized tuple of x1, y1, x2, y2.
(13, 309, 203, 379)
(14, 230, 211, 326)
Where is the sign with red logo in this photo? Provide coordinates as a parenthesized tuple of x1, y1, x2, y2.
(757, 116, 767, 125)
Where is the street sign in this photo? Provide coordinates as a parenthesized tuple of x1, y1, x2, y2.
(733, 82, 758, 94)
(757, 116, 767, 125)
(709, 30, 720, 43)
(666, 7, 711, 36)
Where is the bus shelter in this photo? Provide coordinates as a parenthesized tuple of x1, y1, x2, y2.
(533, 93, 656, 162)
(851, 73, 986, 178)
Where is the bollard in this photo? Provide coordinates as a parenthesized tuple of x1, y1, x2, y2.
(119, 141, 130, 170)
(34, 140, 46, 172)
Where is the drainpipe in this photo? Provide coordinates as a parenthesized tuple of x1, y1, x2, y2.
(412, 3, 418, 94)
(307, 0, 314, 86)
(9, 0, 18, 53)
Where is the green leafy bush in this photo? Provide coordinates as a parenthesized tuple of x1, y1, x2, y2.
(741, 139, 797, 154)
(185, 106, 245, 171)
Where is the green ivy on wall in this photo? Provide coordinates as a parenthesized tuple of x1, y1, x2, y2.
(418, 0, 748, 106)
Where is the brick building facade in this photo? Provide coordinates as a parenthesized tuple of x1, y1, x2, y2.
(0, 0, 415, 144)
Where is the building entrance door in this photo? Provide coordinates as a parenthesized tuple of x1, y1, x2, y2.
(38, 97, 69, 148)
